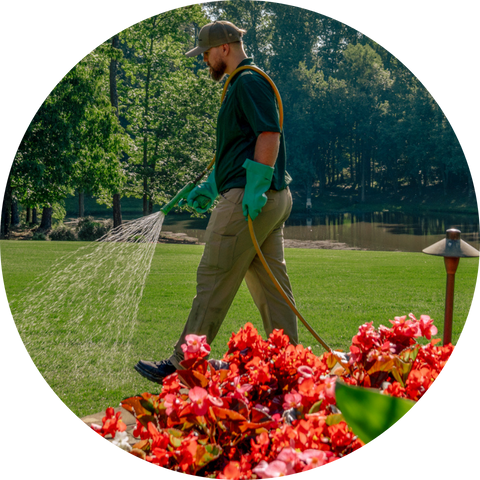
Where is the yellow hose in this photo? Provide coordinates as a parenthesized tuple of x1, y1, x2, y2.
(247, 216, 332, 352)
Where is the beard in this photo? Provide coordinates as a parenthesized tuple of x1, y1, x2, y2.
(209, 59, 227, 82)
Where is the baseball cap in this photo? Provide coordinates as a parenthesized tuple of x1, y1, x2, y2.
(185, 21, 246, 57)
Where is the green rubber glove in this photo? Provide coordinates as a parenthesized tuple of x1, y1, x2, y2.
(186, 168, 218, 213)
(242, 159, 274, 221)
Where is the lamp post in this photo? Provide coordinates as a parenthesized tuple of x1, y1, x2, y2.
(422, 229, 479, 345)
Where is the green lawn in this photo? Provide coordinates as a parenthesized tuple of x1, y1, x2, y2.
(1, 240, 477, 417)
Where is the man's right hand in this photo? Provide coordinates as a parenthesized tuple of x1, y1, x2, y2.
(186, 169, 218, 213)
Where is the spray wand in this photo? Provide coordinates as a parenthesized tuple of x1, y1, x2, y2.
(160, 157, 216, 216)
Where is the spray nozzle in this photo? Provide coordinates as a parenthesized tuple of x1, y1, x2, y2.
(160, 182, 196, 216)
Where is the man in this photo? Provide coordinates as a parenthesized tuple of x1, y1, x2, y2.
(135, 20, 298, 383)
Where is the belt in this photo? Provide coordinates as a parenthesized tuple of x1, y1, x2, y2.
(219, 187, 286, 195)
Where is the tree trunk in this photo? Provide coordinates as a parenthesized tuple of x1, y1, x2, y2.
(39, 207, 53, 231)
(1, 176, 12, 238)
(109, 34, 120, 117)
(109, 34, 123, 227)
(113, 193, 122, 228)
(78, 190, 85, 217)
(142, 32, 155, 217)
(360, 151, 366, 203)
(143, 184, 148, 216)
(11, 198, 20, 226)
(32, 207, 38, 224)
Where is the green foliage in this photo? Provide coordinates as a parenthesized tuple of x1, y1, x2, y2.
(76, 217, 112, 241)
(8, 1, 474, 229)
(12, 44, 128, 212)
(335, 380, 415, 443)
(118, 5, 219, 212)
(49, 225, 77, 241)
(52, 201, 66, 226)
(31, 231, 47, 241)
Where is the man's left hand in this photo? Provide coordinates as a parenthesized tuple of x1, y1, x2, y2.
(242, 159, 274, 221)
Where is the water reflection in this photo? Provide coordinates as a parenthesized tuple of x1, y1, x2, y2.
(162, 211, 479, 252)
(285, 212, 479, 251)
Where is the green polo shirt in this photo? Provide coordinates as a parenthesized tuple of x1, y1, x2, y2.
(215, 58, 287, 193)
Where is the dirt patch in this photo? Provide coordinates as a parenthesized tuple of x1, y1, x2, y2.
(6, 227, 35, 240)
(284, 239, 365, 250)
(157, 233, 364, 250)
(5, 227, 363, 250)
(158, 231, 203, 245)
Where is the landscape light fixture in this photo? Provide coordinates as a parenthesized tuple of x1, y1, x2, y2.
(422, 228, 479, 345)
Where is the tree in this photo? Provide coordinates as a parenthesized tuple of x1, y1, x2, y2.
(336, 43, 392, 200)
(11, 47, 127, 230)
(119, 5, 220, 214)
(267, 2, 323, 82)
(71, 47, 128, 220)
(110, 33, 124, 228)
(204, 1, 272, 69)
(12, 68, 83, 229)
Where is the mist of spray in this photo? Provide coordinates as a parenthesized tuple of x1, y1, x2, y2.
(10, 211, 166, 402)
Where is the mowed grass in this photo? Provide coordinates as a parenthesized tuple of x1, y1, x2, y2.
(1, 240, 478, 417)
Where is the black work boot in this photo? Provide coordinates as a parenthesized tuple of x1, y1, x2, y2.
(134, 359, 176, 383)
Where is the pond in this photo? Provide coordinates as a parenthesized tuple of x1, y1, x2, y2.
(162, 211, 480, 252)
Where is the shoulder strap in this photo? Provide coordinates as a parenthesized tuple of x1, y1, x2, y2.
(221, 65, 284, 131)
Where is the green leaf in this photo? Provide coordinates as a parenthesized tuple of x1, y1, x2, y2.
(325, 412, 345, 426)
(392, 345, 421, 387)
(168, 428, 184, 448)
(195, 444, 223, 470)
(335, 380, 415, 444)
(308, 400, 323, 414)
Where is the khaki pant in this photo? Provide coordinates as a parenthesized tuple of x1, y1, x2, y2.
(169, 187, 298, 369)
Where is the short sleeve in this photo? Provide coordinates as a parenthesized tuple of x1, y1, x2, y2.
(236, 75, 281, 136)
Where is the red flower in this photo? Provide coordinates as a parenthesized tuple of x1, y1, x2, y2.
(181, 334, 211, 360)
(132, 420, 150, 440)
(189, 386, 209, 416)
(328, 422, 355, 449)
(164, 392, 183, 415)
(352, 322, 382, 352)
(417, 315, 438, 340)
(250, 431, 270, 464)
(151, 447, 171, 467)
(92, 407, 126, 438)
(113, 316, 450, 477)
(388, 315, 421, 345)
(383, 382, 406, 398)
(170, 435, 198, 473)
(147, 422, 169, 450)
(219, 461, 242, 479)
(282, 392, 302, 410)
(405, 367, 434, 401)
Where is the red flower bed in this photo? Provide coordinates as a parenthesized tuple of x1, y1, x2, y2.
(93, 314, 452, 478)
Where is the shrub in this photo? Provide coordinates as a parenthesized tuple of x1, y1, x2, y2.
(77, 217, 112, 241)
(49, 225, 77, 241)
(31, 230, 47, 241)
